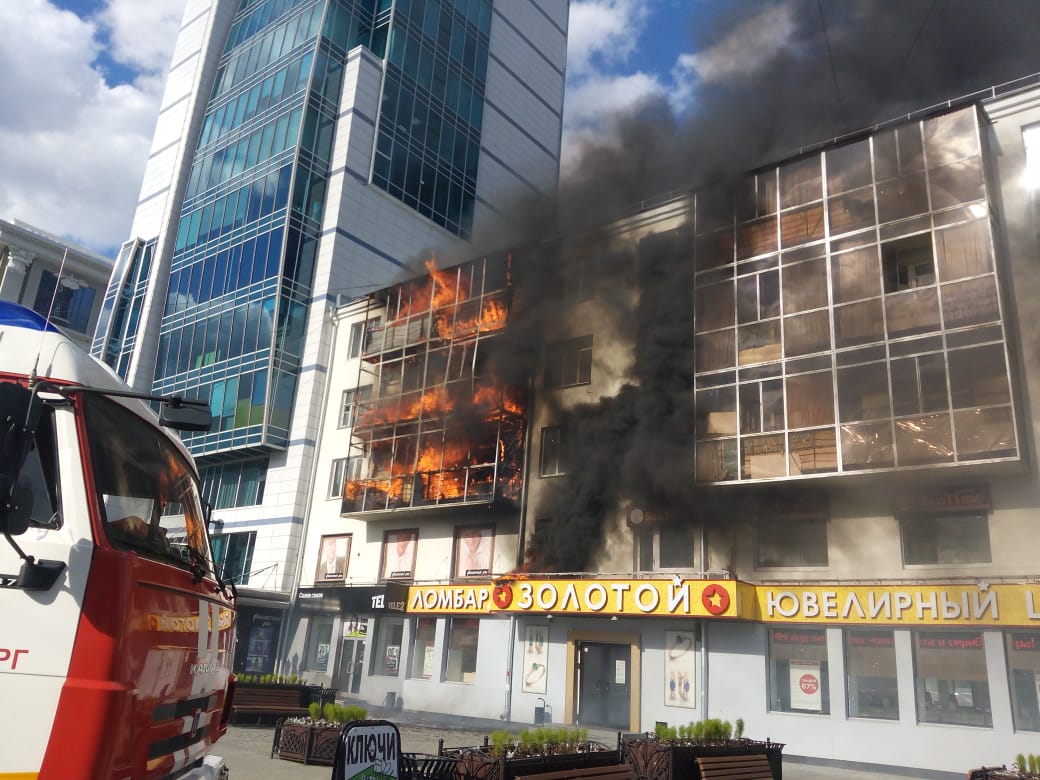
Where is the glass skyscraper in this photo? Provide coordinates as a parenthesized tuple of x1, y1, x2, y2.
(95, 0, 566, 604)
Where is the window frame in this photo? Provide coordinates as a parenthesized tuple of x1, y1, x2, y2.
(544, 335, 593, 389)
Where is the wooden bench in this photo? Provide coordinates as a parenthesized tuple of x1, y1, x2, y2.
(232, 686, 310, 724)
(696, 753, 773, 780)
(515, 763, 637, 780)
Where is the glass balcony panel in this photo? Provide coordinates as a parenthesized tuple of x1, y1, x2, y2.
(780, 157, 822, 208)
(696, 281, 735, 331)
(840, 421, 894, 470)
(929, 159, 985, 210)
(741, 434, 788, 479)
(875, 125, 925, 179)
(941, 277, 1000, 329)
(696, 439, 737, 482)
(780, 204, 825, 247)
(838, 362, 891, 422)
(895, 413, 954, 465)
(786, 371, 835, 428)
(877, 172, 929, 223)
(827, 139, 872, 194)
(738, 320, 782, 365)
(923, 107, 980, 167)
(828, 187, 876, 236)
(782, 258, 828, 313)
(954, 407, 1016, 459)
(832, 245, 881, 303)
(789, 427, 838, 475)
(696, 329, 735, 372)
(835, 299, 884, 347)
(737, 215, 778, 258)
(886, 288, 940, 338)
(784, 311, 831, 357)
(935, 219, 992, 280)
(697, 386, 737, 437)
(948, 344, 1010, 408)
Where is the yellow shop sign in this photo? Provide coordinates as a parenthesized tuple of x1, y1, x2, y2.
(407, 578, 739, 618)
(752, 584, 1040, 627)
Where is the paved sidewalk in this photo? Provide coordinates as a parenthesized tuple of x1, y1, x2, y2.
(214, 721, 958, 780)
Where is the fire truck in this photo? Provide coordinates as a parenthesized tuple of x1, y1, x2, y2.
(0, 301, 236, 779)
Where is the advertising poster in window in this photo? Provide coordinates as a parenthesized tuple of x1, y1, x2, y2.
(522, 624, 548, 694)
(665, 631, 696, 708)
(384, 645, 400, 675)
(789, 660, 822, 711)
(317, 534, 351, 582)
(455, 526, 494, 576)
(382, 529, 418, 579)
(343, 615, 368, 639)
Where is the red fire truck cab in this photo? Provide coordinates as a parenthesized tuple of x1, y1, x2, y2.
(0, 302, 237, 779)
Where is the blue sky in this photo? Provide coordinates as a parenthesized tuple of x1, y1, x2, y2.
(0, 0, 723, 255)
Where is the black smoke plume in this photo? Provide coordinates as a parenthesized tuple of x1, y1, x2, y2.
(501, 0, 1040, 571)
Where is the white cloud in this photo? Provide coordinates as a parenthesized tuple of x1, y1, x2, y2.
(567, 0, 650, 78)
(0, 0, 185, 254)
(564, 1, 665, 166)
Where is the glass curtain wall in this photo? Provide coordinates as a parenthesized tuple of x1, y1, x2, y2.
(694, 105, 1017, 484)
(372, 0, 492, 238)
(153, 0, 373, 456)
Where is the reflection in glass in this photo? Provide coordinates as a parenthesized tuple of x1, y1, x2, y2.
(835, 300, 884, 347)
(786, 372, 834, 428)
(948, 344, 1010, 408)
(840, 422, 894, 470)
(886, 288, 940, 338)
(846, 630, 898, 720)
(738, 321, 782, 365)
(832, 246, 881, 303)
(742, 434, 787, 478)
(914, 631, 991, 727)
(1005, 632, 1040, 732)
(697, 386, 737, 437)
(784, 311, 831, 357)
(954, 407, 1016, 458)
(891, 354, 948, 416)
(826, 139, 872, 194)
(838, 363, 890, 422)
(895, 413, 953, 465)
(696, 440, 738, 482)
(789, 428, 837, 474)
(942, 277, 1000, 328)
(935, 220, 992, 280)
(783, 259, 828, 313)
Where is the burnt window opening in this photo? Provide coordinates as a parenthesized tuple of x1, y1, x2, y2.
(539, 426, 568, 477)
(882, 234, 935, 293)
(635, 520, 696, 571)
(544, 335, 593, 389)
(756, 518, 828, 567)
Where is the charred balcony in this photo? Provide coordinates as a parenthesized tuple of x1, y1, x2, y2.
(342, 255, 526, 517)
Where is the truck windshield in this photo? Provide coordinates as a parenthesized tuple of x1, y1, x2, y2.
(84, 394, 213, 573)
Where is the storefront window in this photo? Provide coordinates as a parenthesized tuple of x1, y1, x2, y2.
(305, 616, 334, 673)
(768, 628, 829, 714)
(1006, 632, 1040, 731)
(913, 631, 991, 726)
(370, 617, 404, 677)
(845, 630, 898, 720)
(445, 617, 480, 683)
(410, 618, 437, 680)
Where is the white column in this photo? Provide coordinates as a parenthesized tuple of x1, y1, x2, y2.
(0, 248, 34, 303)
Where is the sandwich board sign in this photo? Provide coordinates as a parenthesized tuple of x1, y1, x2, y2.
(333, 720, 402, 780)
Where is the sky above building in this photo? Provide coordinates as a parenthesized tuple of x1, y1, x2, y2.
(1, 0, 1039, 256)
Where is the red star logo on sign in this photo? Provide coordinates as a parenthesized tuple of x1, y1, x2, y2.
(701, 584, 731, 615)
(492, 584, 512, 609)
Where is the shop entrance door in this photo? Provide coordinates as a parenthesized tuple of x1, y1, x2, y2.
(575, 641, 630, 729)
(337, 637, 366, 695)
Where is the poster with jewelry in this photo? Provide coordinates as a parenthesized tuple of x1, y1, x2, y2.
(522, 624, 548, 694)
(665, 631, 696, 707)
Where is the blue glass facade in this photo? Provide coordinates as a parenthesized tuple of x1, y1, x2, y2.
(92, 237, 155, 377)
(155, 0, 372, 456)
(372, 0, 491, 237)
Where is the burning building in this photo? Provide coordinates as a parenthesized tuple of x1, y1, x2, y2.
(284, 78, 1040, 776)
(342, 254, 525, 514)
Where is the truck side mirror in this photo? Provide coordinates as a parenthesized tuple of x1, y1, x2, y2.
(159, 398, 212, 432)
